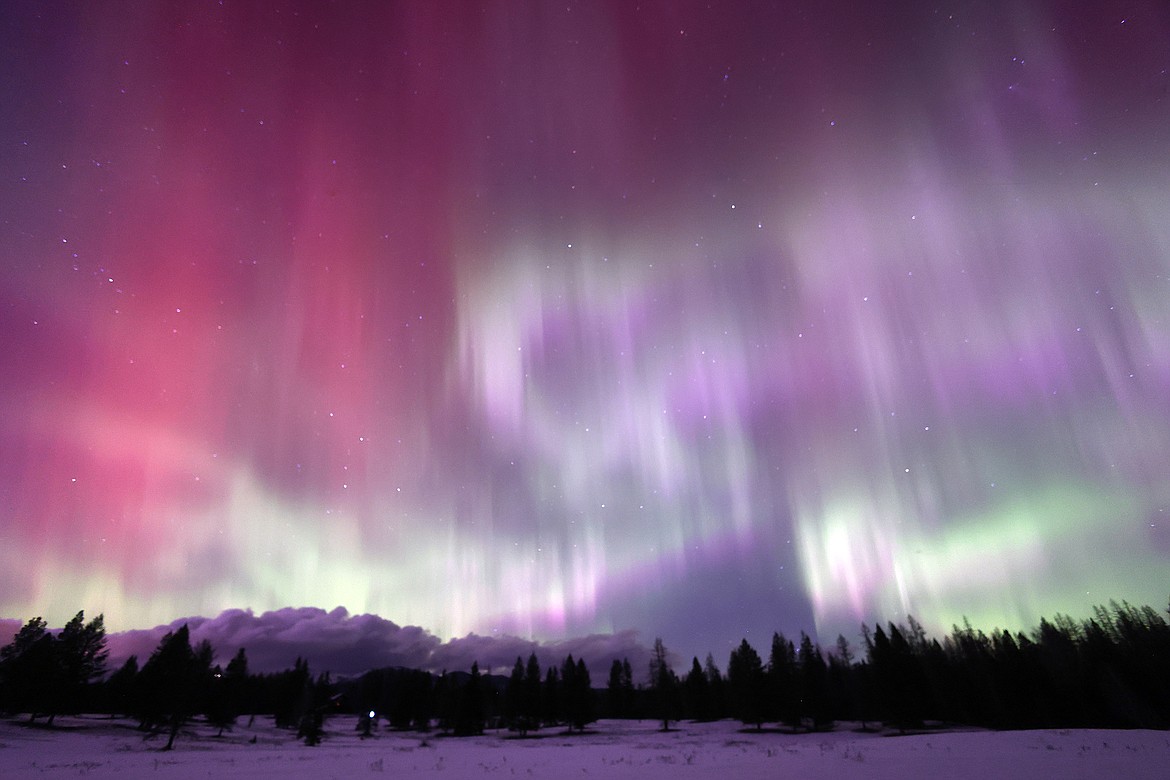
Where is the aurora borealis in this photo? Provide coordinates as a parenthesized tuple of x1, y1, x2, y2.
(2, 1, 1169, 668)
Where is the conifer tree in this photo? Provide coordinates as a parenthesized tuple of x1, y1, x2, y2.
(435, 670, 455, 733)
(684, 657, 711, 721)
(575, 657, 594, 729)
(206, 664, 229, 735)
(560, 656, 577, 731)
(272, 657, 311, 729)
(296, 671, 332, 746)
(224, 648, 249, 724)
(523, 653, 542, 732)
(798, 632, 832, 730)
(727, 638, 767, 729)
(704, 653, 727, 720)
(137, 625, 213, 750)
(542, 666, 561, 727)
(410, 669, 435, 731)
(506, 656, 526, 733)
(206, 648, 248, 736)
(103, 655, 139, 718)
(648, 637, 679, 731)
(0, 617, 54, 720)
(827, 636, 856, 723)
(887, 623, 927, 730)
(769, 632, 798, 730)
(561, 655, 593, 732)
(621, 658, 635, 716)
(454, 662, 485, 736)
(607, 658, 624, 717)
(607, 657, 636, 718)
(46, 611, 108, 724)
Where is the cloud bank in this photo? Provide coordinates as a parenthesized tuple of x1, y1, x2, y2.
(100, 607, 656, 680)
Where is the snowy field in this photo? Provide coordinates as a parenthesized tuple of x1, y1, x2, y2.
(2, 716, 1168, 779)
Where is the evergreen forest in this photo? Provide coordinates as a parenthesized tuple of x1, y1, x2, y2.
(2, 600, 1167, 748)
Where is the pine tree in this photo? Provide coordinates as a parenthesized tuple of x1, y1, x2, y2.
(727, 638, 767, 729)
(523, 653, 542, 732)
(224, 648, 249, 724)
(0, 617, 54, 721)
(684, 657, 711, 720)
(560, 656, 577, 731)
(621, 658, 634, 716)
(798, 632, 832, 730)
(454, 662, 485, 736)
(435, 671, 455, 733)
(272, 657, 312, 729)
(137, 625, 213, 749)
(648, 638, 679, 731)
(835, 634, 854, 666)
(296, 672, 332, 746)
(47, 611, 108, 724)
(887, 623, 927, 730)
(506, 656, 527, 734)
(409, 669, 434, 731)
(206, 648, 248, 736)
(607, 657, 636, 718)
(704, 653, 727, 719)
(867, 623, 925, 732)
(607, 659, 624, 717)
(103, 655, 139, 717)
(575, 657, 594, 729)
(206, 664, 227, 735)
(561, 656, 593, 732)
(769, 632, 798, 730)
(827, 636, 856, 723)
(542, 666, 561, 727)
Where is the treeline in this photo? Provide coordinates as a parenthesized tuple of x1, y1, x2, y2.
(0, 616, 336, 748)
(2, 600, 1168, 745)
(662, 600, 1170, 732)
(350, 653, 599, 737)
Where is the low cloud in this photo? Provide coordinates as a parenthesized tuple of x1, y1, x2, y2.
(102, 607, 656, 680)
(0, 618, 23, 645)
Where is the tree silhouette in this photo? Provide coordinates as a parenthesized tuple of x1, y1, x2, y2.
(606, 657, 635, 718)
(435, 670, 455, 733)
(888, 623, 928, 729)
(684, 657, 711, 720)
(506, 657, 527, 734)
(206, 648, 248, 736)
(522, 653, 542, 731)
(296, 672, 333, 745)
(103, 655, 139, 718)
(453, 662, 485, 736)
(827, 636, 857, 723)
(271, 657, 312, 729)
(727, 638, 767, 729)
(0, 617, 54, 721)
(542, 665, 561, 727)
(0, 612, 107, 725)
(798, 632, 832, 730)
(864, 622, 928, 732)
(576, 657, 594, 729)
(43, 611, 107, 725)
(561, 655, 594, 732)
(9, 596, 1167, 734)
(768, 632, 798, 730)
(704, 653, 727, 720)
(136, 625, 213, 750)
(648, 637, 679, 731)
(506, 655, 543, 735)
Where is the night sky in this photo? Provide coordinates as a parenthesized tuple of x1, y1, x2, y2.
(3, 1, 1169, 671)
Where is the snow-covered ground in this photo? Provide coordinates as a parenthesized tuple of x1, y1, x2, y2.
(1, 716, 1167, 779)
